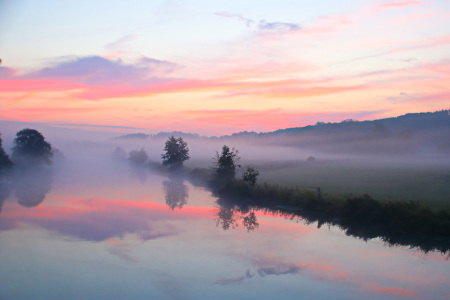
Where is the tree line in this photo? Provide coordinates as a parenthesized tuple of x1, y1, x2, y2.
(123, 135, 260, 186)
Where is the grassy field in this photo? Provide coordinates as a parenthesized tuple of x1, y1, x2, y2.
(254, 160, 450, 206)
(187, 158, 450, 206)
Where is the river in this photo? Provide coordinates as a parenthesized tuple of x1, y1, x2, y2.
(0, 160, 448, 300)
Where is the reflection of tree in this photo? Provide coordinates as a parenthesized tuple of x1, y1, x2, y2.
(242, 212, 259, 232)
(211, 188, 450, 253)
(215, 206, 238, 230)
(214, 197, 259, 232)
(163, 177, 188, 210)
(14, 167, 53, 208)
(0, 180, 12, 214)
(128, 165, 149, 184)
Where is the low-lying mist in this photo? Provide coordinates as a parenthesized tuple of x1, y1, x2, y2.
(1, 116, 449, 205)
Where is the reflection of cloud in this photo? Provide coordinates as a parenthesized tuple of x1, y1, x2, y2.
(215, 269, 254, 285)
(1, 198, 187, 242)
(248, 256, 420, 297)
(257, 265, 301, 277)
(107, 244, 140, 264)
(367, 282, 417, 297)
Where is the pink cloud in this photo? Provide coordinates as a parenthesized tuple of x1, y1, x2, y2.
(377, 0, 422, 9)
(367, 282, 417, 296)
(1, 56, 360, 102)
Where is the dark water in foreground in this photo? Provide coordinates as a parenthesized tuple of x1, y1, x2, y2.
(0, 164, 449, 300)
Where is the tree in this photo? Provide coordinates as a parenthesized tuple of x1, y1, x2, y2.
(306, 156, 316, 163)
(128, 149, 148, 165)
(112, 146, 127, 161)
(11, 129, 52, 166)
(242, 166, 259, 186)
(0, 132, 13, 172)
(161, 136, 190, 169)
(213, 145, 241, 179)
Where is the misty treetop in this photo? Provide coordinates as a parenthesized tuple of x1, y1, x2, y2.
(161, 136, 190, 169)
(128, 149, 149, 165)
(213, 145, 241, 179)
(11, 129, 53, 166)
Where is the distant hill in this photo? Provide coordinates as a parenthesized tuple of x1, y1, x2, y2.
(115, 110, 449, 156)
(248, 110, 450, 155)
(115, 131, 201, 140)
(114, 133, 150, 140)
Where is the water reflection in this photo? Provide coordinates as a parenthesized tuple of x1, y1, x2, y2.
(0, 167, 53, 211)
(163, 175, 188, 210)
(128, 165, 149, 184)
(0, 180, 12, 213)
(14, 167, 53, 208)
(212, 192, 450, 253)
(215, 197, 259, 232)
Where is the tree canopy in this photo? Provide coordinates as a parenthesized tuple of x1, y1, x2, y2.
(161, 136, 190, 169)
(242, 166, 259, 186)
(213, 145, 241, 179)
(0, 132, 13, 172)
(128, 149, 149, 165)
(11, 129, 53, 166)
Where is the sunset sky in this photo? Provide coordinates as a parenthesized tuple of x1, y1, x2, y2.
(0, 0, 449, 135)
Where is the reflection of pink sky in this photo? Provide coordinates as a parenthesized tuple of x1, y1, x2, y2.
(2, 191, 449, 299)
(1, 193, 322, 240)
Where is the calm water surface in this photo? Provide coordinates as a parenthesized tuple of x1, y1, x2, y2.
(0, 161, 449, 300)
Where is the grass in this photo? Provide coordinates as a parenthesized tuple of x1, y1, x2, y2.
(230, 159, 450, 206)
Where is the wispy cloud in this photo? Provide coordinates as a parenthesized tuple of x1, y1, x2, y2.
(348, 34, 450, 62)
(105, 35, 137, 50)
(366, 282, 417, 296)
(258, 20, 300, 32)
(376, 0, 423, 10)
(215, 12, 300, 33)
(215, 12, 254, 28)
(257, 265, 301, 277)
(215, 269, 254, 285)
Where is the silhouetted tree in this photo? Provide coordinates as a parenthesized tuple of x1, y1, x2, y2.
(11, 129, 52, 166)
(128, 149, 148, 165)
(0, 132, 13, 173)
(242, 166, 259, 186)
(161, 136, 190, 170)
(213, 145, 241, 179)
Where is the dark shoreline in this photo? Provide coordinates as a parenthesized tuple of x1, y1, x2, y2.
(182, 166, 450, 254)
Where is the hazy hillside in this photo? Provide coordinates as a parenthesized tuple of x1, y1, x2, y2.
(116, 110, 450, 156)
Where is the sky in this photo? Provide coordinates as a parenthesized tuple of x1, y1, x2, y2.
(0, 0, 449, 135)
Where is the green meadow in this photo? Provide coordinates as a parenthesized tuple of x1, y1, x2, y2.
(253, 160, 450, 206)
(187, 157, 450, 207)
